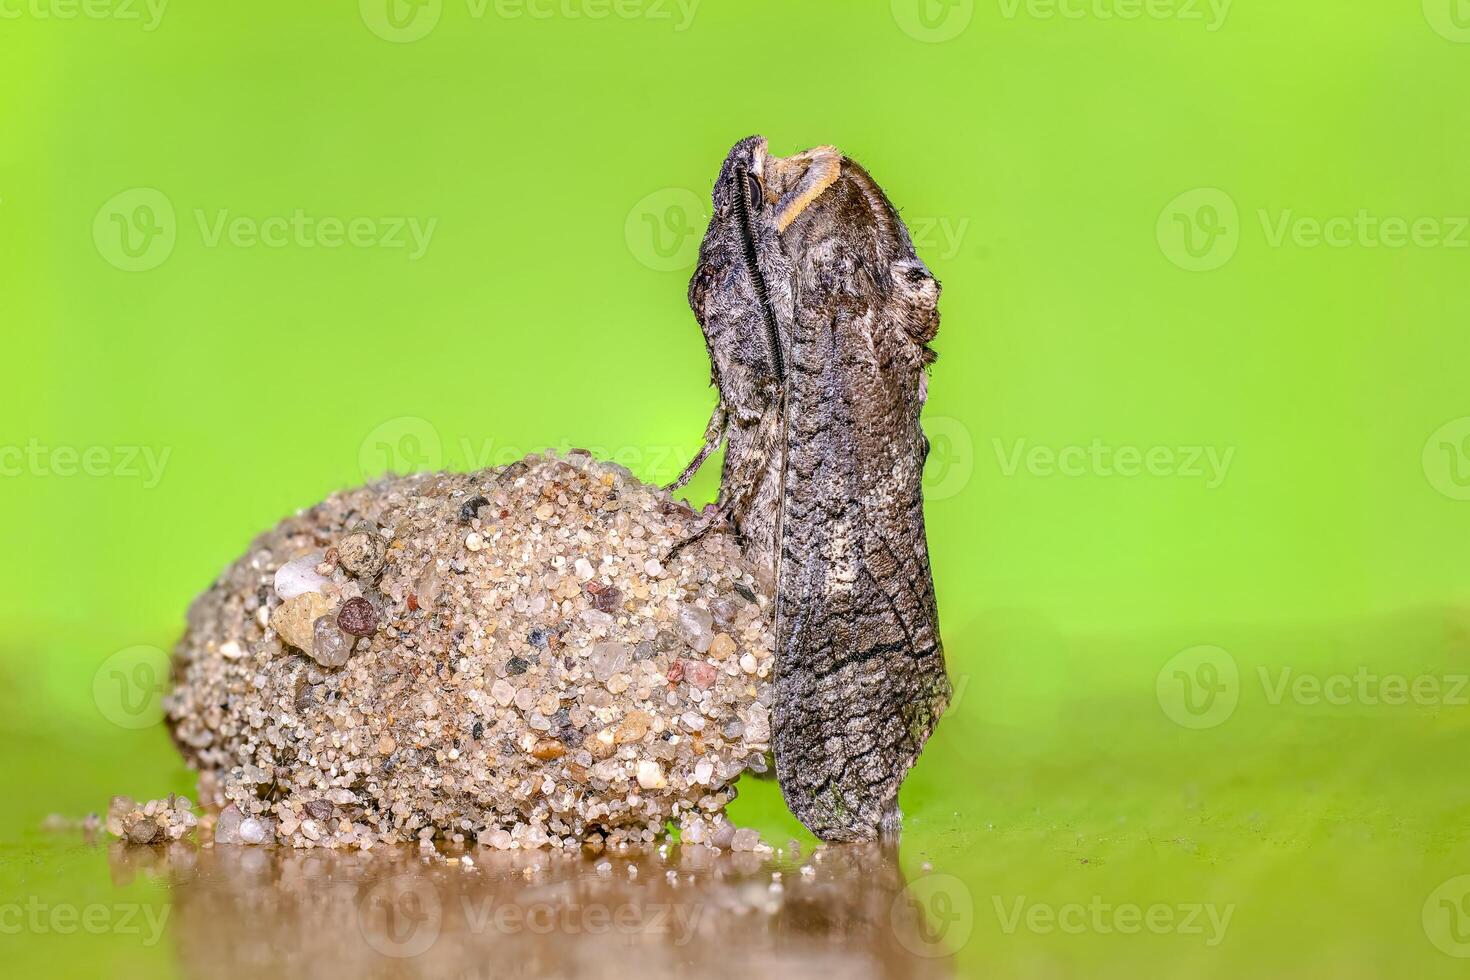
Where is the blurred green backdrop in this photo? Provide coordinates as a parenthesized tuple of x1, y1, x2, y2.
(4, 0, 1470, 976)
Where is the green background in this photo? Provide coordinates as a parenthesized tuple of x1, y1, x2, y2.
(4, 0, 1470, 975)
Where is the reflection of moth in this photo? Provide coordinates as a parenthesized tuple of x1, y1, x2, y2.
(672, 136, 950, 841)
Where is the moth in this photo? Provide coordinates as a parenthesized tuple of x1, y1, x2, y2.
(671, 135, 950, 841)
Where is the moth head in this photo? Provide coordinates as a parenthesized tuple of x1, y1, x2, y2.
(709, 136, 844, 235)
(691, 137, 846, 379)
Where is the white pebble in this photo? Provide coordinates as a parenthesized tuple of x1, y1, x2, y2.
(274, 553, 328, 600)
(636, 760, 667, 790)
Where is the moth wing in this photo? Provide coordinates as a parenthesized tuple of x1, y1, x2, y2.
(772, 236, 950, 841)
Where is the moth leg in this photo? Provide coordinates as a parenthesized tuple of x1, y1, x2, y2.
(664, 502, 734, 562)
(665, 406, 777, 563)
(665, 400, 727, 493)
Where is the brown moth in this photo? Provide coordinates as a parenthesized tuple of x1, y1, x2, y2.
(671, 135, 950, 841)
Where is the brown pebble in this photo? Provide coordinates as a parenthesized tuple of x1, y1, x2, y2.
(337, 596, 379, 637)
(127, 820, 159, 845)
(531, 739, 567, 760)
(590, 585, 623, 614)
(708, 633, 737, 661)
(337, 523, 386, 579)
(305, 799, 334, 821)
(615, 709, 652, 743)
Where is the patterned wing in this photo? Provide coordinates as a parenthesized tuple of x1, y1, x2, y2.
(772, 162, 950, 841)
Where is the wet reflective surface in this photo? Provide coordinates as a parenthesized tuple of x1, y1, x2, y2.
(12, 612, 1470, 978)
(105, 839, 956, 980)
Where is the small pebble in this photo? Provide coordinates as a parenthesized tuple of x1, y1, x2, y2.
(311, 616, 351, 668)
(274, 553, 329, 601)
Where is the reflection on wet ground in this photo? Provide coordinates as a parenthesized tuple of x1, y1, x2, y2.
(108, 839, 957, 979)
